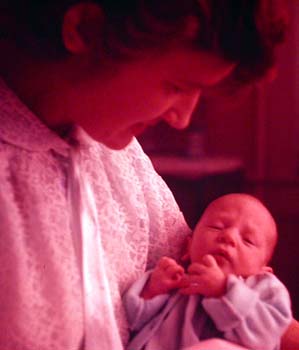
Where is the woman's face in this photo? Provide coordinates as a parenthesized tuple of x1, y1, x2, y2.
(58, 47, 235, 149)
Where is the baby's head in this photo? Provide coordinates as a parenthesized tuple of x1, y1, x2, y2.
(187, 193, 277, 277)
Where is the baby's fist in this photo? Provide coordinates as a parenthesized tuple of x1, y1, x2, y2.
(142, 257, 184, 298)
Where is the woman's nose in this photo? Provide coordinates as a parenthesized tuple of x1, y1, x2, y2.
(163, 91, 201, 129)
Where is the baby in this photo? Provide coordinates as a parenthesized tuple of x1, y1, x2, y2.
(124, 193, 292, 350)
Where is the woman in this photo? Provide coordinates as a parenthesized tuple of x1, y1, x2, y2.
(0, 1, 292, 349)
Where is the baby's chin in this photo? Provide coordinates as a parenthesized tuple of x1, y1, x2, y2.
(219, 266, 258, 278)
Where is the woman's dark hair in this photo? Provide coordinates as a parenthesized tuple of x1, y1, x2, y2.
(1, 0, 288, 84)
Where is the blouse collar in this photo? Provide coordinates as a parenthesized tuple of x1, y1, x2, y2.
(0, 77, 70, 156)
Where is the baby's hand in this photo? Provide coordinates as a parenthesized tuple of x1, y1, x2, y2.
(179, 255, 226, 298)
(141, 257, 184, 299)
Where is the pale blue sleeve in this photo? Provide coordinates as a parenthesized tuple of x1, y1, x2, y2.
(202, 273, 292, 350)
(123, 270, 170, 332)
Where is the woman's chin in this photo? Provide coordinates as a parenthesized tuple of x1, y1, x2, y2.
(102, 135, 134, 150)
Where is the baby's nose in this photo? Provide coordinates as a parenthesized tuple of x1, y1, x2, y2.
(218, 228, 237, 246)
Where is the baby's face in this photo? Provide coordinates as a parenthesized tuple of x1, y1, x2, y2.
(189, 194, 277, 277)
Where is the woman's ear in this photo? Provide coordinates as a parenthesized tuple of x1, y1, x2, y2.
(62, 2, 104, 54)
(180, 235, 192, 263)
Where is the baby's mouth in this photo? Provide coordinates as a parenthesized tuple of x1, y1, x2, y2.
(212, 250, 231, 265)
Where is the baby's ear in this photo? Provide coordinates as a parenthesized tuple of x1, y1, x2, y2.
(180, 235, 192, 263)
(261, 266, 273, 274)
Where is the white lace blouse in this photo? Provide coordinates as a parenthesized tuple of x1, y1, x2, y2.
(0, 79, 190, 350)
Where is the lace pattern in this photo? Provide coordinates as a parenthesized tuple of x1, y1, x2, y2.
(0, 78, 190, 349)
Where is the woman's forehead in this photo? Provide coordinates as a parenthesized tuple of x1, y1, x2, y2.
(147, 46, 236, 87)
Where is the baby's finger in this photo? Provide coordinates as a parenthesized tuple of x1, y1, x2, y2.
(187, 262, 207, 275)
(175, 274, 190, 288)
(179, 280, 204, 295)
(157, 256, 177, 269)
(200, 254, 217, 267)
(166, 265, 184, 280)
(178, 272, 203, 290)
